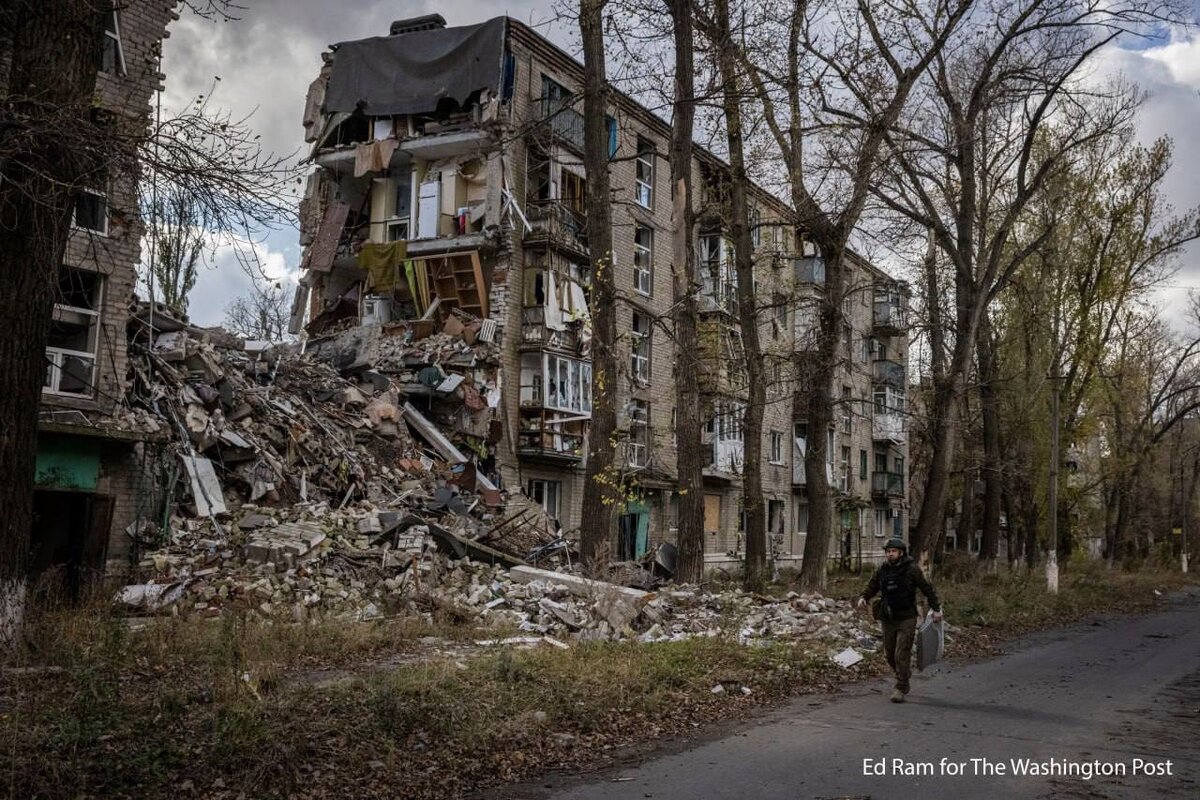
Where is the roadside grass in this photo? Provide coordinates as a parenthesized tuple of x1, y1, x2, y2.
(2, 611, 835, 799)
(822, 557, 1196, 636)
(3, 563, 1195, 799)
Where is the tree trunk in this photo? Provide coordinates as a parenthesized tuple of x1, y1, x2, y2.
(0, 1, 105, 646)
(797, 243, 844, 591)
(711, 0, 767, 591)
(977, 310, 1003, 566)
(667, 0, 704, 585)
(577, 0, 618, 570)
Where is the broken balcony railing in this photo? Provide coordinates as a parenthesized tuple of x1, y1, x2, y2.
(521, 306, 582, 353)
(523, 199, 589, 258)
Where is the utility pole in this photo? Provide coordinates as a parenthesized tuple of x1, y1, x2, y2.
(1047, 366, 1060, 593)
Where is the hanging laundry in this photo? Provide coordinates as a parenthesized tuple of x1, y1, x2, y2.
(358, 241, 408, 290)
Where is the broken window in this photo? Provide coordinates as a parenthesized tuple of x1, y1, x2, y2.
(544, 353, 592, 414)
(698, 231, 736, 314)
(74, 184, 108, 235)
(635, 137, 654, 208)
(102, 11, 126, 76)
(769, 430, 784, 464)
(631, 311, 651, 384)
(634, 225, 653, 296)
(628, 399, 649, 468)
(527, 479, 562, 520)
(45, 266, 102, 396)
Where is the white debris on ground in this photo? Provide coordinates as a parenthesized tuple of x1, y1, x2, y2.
(123, 504, 881, 653)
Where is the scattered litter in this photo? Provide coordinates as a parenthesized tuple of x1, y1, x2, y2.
(832, 647, 864, 668)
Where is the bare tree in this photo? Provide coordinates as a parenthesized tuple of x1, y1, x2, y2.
(223, 280, 293, 342)
(666, 0, 707, 583)
(731, 0, 972, 590)
(0, 1, 297, 645)
(578, 0, 621, 570)
(695, 0, 770, 590)
(874, 0, 1184, 563)
(146, 183, 206, 317)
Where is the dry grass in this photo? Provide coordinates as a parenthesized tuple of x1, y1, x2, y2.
(3, 561, 1195, 799)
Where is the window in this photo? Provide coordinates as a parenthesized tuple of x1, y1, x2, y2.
(841, 385, 853, 433)
(102, 11, 126, 76)
(45, 267, 102, 396)
(707, 400, 745, 443)
(634, 225, 653, 295)
(840, 446, 852, 492)
(635, 137, 654, 208)
(699, 231, 737, 313)
(875, 508, 891, 538)
(545, 354, 592, 413)
(527, 479, 562, 521)
(796, 504, 809, 535)
(629, 400, 649, 467)
(769, 430, 784, 465)
(860, 449, 868, 480)
(631, 311, 651, 384)
(875, 452, 889, 474)
(74, 186, 108, 235)
(749, 206, 762, 248)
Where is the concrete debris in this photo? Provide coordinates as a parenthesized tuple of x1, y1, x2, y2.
(125, 511, 876, 648)
(113, 321, 878, 652)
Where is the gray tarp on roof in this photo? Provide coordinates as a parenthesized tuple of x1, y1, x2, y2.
(324, 17, 506, 117)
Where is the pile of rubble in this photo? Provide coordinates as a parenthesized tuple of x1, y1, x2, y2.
(124, 504, 876, 652)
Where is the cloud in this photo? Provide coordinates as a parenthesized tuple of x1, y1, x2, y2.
(160, 1, 561, 325)
(1094, 28, 1200, 328)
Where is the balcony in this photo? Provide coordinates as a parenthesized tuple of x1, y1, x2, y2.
(873, 299, 908, 336)
(872, 412, 904, 443)
(536, 97, 586, 153)
(523, 199, 589, 261)
(873, 359, 905, 388)
(520, 306, 582, 354)
(517, 407, 585, 464)
(871, 472, 905, 498)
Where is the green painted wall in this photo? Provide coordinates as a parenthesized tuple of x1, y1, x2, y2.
(35, 436, 101, 491)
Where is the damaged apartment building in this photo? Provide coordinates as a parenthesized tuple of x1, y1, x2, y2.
(29, 1, 176, 596)
(296, 14, 911, 568)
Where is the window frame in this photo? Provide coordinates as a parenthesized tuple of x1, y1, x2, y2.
(769, 430, 784, 465)
(631, 311, 651, 385)
(44, 267, 104, 398)
(628, 399, 650, 468)
(103, 10, 127, 77)
(527, 479, 563, 520)
(635, 138, 654, 209)
(633, 225, 653, 296)
(73, 185, 109, 236)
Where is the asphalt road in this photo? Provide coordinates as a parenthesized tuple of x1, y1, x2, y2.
(520, 586, 1200, 800)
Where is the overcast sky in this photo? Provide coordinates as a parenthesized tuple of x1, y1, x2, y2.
(159, 1, 1200, 328)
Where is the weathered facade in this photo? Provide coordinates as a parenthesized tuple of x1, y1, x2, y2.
(33, 2, 176, 594)
(297, 15, 910, 570)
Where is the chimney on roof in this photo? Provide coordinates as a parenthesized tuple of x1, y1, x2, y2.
(390, 14, 447, 36)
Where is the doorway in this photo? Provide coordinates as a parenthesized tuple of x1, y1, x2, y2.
(30, 490, 113, 603)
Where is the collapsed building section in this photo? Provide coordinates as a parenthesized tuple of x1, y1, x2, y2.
(294, 14, 913, 570)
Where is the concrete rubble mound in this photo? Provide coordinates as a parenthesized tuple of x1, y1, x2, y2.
(115, 319, 878, 652)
